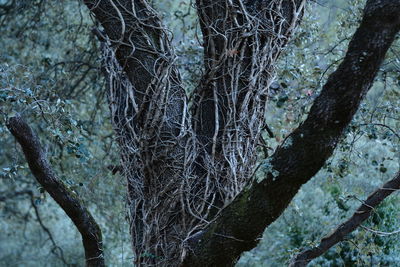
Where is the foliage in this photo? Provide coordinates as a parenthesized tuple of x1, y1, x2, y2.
(0, 1, 130, 265)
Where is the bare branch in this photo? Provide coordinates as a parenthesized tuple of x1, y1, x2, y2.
(29, 194, 69, 266)
(0, 189, 68, 263)
(290, 171, 400, 267)
(0, 189, 33, 201)
(360, 225, 400, 236)
(359, 123, 400, 140)
(6, 115, 105, 267)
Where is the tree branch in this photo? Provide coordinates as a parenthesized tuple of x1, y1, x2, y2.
(191, 0, 306, 207)
(83, 0, 187, 131)
(29, 193, 69, 266)
(290, 171, 400, 267)
(182, 1, 400, 266)
(0, 189, 33, 201)
(6, 115, 105, 267)
(0, 189, 68, 263)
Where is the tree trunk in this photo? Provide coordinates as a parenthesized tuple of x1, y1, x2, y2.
(83, 0, 400, 266)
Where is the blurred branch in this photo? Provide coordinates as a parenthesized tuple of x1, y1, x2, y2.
(29, 194, 69, 265)
(0, 0, 15, 11)
(290, 171, 400, 267)
(107, 165, 122, 175)
(359, 123, 400, 140)
(0, 189, 33, 201)
(360, 225, 400, 236)
(0, 189, 69, 264)
(6, 115, 105, 267)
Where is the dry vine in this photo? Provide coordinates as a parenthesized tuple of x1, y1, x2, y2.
(90, 0, 305, 265)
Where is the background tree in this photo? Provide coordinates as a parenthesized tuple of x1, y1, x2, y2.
(1, 0, 399, 266)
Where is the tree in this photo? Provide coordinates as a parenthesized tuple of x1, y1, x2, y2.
(3, 0, 400, 266)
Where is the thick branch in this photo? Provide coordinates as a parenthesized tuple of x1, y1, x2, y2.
(6, 115, 105, 267)
(183, 1, 400, 266)
(191, 0, 306, 219)
(193, 0, 305, 156)
(290, 171, 400, 267)
(83, 0, 186, 131)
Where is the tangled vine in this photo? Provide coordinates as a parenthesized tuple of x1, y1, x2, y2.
(89, 0, 306, 265)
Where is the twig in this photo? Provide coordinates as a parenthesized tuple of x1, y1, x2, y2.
(360, 225, 400, 236)
(29, 195, 69, 265)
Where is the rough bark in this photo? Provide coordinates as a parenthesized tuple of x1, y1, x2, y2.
(6, 115, 104, 267)
(82, 0, 400, 266)
(84, 1, 196, 265)
(192, 0, 306, 208)
(182, 1, 400, 266)
(290, 171, 400, 267)
(84, 1, 306, 264)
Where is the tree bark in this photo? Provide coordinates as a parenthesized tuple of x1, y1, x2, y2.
(83, 0, 400, 266)
(84, 1, 196, 264)
(7, 115, 105, 267)
(182, 1, 400, 266)
(191, 0, 306, 208)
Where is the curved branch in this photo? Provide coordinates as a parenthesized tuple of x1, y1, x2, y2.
(182, 1, 400, 266)
(290, 171, 400, 267)
(6, 115, 105, 267)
